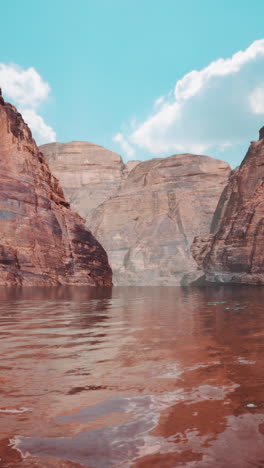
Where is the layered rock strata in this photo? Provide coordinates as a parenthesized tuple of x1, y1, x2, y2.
(40, 142, 140, 219)
(0, 97, 112, 286)
(89, 154, 230, 285)
(192, 127, 264, 284)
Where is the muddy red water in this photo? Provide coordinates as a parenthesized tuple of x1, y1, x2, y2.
(0, 285, 264, 468)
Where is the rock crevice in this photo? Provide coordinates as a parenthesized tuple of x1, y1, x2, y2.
(0, 97, 112, 286)
(40, 142, 231, 285)
(192, 128, 264, 284)
(87, 154, 230, 285)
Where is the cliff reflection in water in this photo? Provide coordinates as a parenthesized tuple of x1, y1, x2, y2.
(0, 285, 263, 467)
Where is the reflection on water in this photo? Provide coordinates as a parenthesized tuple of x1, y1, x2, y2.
(0, 285, 264, 467)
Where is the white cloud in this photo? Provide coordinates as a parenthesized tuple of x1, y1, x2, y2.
(22, 109, 56, 144)
(113, 132, 135, 158)
(174, 40, 264, 103)
(114, 39, 264, 165)
(154, 95, 165, 108)
(0, 64, 55, 144)
(249, 87, 264, 114)
(0, 64, 50, 108)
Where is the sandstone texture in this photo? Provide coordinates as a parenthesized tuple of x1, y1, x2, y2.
(0, 97, 112, 286)
(40, 141, 140, 219)
(192, 127, 264, 284)
(88, 154, 230, 285)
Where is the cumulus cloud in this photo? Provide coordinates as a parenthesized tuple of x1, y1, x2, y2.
(22, 109, 56, 144)
(0, 64, 56, 144)
(114, 39, 264, 165)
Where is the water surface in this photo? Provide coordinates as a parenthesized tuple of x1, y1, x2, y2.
(0, 285, 263, 467)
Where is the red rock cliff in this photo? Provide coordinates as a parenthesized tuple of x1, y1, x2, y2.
(192, 127, 264, 284)
(0, 96, 112, 286)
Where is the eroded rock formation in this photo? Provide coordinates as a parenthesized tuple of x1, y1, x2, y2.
(0, 97, 112, 286)
(40, 142, 140, 219)
(192, 127, 264, 284)
(89, 154, 230, 285)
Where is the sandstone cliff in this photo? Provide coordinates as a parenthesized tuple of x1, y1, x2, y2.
(89, 154, 230, 285)
(192, 127, 264, 284)
(40, 142, 140, 219)
(0, 97, 112, 286)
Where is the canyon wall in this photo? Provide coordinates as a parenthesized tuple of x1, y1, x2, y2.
(192, 127, 264, 284)
(42, 142, 230, 285)
(40, 142, 139, 219)
(89, 154, 231, 285)
(0, 97, 112, 286)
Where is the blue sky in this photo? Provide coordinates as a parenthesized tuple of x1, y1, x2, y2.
(1, 0, 264, 167)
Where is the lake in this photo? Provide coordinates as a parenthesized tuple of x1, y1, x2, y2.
(0, 285, 263, 467)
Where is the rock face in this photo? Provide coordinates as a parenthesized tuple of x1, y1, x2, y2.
(40, 142, 140, 219)
(0, 97, 112, 286)
(192, 127, 264, 284)
(89, 154, 230, 285)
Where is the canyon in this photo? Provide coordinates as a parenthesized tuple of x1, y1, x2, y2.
(2, 97, 264, 287)
(0, 96, 112, 286)
(192, 127, 264, 285)
(41, 143, 231, 285)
